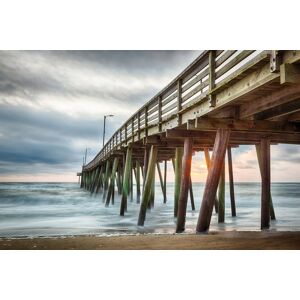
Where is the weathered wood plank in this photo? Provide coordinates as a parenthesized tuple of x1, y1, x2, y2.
(215, 51, 254, 79)
(254, 98, 300, 121)
(200, 117, 300, 133)
(240, 83, 300, 119)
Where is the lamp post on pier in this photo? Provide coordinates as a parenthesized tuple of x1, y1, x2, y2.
(84, 148, 91, 166)
(103, 114, 114, 147)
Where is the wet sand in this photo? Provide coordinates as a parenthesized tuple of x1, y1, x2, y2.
(0, 231, 300, 250)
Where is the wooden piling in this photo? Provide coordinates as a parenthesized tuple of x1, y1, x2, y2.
(197, 129, 230, 232)
(189, 176, 195, 211)
(80, 167, 84, 188)
(94, 165, 103, 194)
(89, 171, 93, 190)
(255, 144, 276, 220)
(138, 145, 158, 226)
(120, 145, 132, 216)
(102, 160, 111, 201)
(218, 162, 225, 223)
(116, 166, 122, 195)
(85, 171, 90, 190)
(227, 146, 236, 217)
(105, 157, 119, 207)
(80, 171, 84, 188)
(260, 139, 271, 229)
(130, 166, 133, 202)
(136, 160, 141, 203)
(95, 166, 104, 194)
(156, 162, 165, 198)
(150, 172, 155, 208)
(204, 148, 219, 213)
(174, 147, 183, 217)
(90, 167, 100, 194)
(163, 160, 167, 203)
(143, 147, 149, 191)
(83, 172, 86, 189)
(91, 169, 97, 192)
(86, 171, 91, 190)
(112, 180, 115, 205)
(176, 137, 193, 232)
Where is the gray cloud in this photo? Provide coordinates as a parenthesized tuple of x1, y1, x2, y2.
(0, 50, 201, 180)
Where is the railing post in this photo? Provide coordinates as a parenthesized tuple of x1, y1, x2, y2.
(131, 118, 134, 142)
(177, 79, 182, 125)
(124, 124, 127, 141)
(158, 95, 162, 132)
(145, 106, 148, 137)
(208, 50, 216, 107)
(137, 111, 141, 140)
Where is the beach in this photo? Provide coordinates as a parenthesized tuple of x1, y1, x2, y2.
(1, 231, 300, 250)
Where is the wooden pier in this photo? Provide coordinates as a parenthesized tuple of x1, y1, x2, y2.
(80, 50, 300, 233)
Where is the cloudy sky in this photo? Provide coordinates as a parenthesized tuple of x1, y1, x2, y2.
(0, 50, 299, 182)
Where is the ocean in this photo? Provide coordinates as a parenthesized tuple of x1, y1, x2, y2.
(0, 182, 299, 238)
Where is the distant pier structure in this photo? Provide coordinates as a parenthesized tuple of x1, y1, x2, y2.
(78, 50, 300, 233)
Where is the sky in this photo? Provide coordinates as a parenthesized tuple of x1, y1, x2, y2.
(0, 50, 299, 182)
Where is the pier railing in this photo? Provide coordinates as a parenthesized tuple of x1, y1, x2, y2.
(84, 50, 270, 170)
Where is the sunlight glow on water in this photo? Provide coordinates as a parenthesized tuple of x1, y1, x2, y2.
(0, 182, 299, 237)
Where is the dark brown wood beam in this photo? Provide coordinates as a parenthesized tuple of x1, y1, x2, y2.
(191, 117, 300, 133)
(254, 98, 300, 120)
(240, 83, 300, 119)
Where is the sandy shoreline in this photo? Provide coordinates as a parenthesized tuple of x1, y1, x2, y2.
(0, 231, 300, 250)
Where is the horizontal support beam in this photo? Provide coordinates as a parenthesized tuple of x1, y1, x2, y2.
(240, 83, 300, 119)
(254, 98, 300, 121)
(166, 128, 300, 144)
(191, 117, 300, 133)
